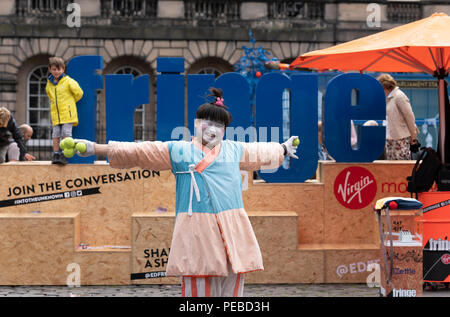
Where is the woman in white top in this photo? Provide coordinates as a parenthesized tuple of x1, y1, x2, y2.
(377, 74, 419, 160)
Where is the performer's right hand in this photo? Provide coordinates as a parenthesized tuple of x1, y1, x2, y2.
(282, 136, 299, 159)
(74, 139, 95, 157)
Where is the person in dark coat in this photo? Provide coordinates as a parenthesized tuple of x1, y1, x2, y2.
(0, 106, 35, 162)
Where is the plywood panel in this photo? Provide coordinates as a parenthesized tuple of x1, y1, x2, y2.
(321, 162, 416, 245)
(0, 213, 79, 285)
(0, 160, 419, 285)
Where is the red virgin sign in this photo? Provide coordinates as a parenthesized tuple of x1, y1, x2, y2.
(334, 166, 377, 209)
(442, 254, 450, 265)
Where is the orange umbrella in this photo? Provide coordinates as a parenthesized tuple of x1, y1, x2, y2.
(290, 12, 450, 162)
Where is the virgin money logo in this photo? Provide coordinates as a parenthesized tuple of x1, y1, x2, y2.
(442, 254, 450, 265)
(334, 167, 377, 209)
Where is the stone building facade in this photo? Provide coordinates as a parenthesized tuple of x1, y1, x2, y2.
(0, 0, 449, 159)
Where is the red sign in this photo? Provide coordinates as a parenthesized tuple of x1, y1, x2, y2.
(334, 166, 377, 209)
(442, 254, 450, 265)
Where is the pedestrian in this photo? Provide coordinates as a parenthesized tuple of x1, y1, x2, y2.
(0, 107, 11, 163)
(7, 124, 34, 162)
(318, 121, 331, 161)
(46, 56, 84, 165)
(377, 74, 419, 160)
(0, 107, 35, 162)
(72, 87, 299, 297)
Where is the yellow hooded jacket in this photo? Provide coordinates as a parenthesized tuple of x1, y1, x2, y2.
(46, 74, 83, 127)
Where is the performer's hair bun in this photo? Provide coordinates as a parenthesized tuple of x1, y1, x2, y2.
(196, 87, 232, 127)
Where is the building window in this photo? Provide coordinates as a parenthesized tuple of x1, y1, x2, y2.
(27, 65, 52, 146)
(114, 66, 146, 141)
(188, 57, 234, 77)
(196, 67, 224, 78)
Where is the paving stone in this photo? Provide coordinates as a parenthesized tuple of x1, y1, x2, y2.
(0, 284, 447, 297)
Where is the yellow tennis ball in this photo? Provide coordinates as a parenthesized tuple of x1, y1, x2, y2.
(292, 138, 300, 147)
(63, 148, 75, 158)
(59, 139, 67, 150)
(64, 137, 75, 149)
(75, 142, 87, 153)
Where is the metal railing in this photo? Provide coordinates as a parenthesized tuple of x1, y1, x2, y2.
(267, 1, 325, 20)
(101, 0, 158, 18)
(16, 0, 157, 18)
(184, 0, 241, 21)
(14, 0, 426, 23)
(16, 0, 73, 16)
(387, 2, 422, 23)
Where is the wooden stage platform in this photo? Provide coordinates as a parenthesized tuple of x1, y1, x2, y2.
(0, 160, 415, 285)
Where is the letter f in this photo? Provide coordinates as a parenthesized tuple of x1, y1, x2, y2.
(67, 55, 104, 164)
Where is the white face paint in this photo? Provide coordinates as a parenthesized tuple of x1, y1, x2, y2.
(195, 119, 225, 148)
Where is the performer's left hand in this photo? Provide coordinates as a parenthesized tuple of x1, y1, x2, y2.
(74, 139, 95, 157)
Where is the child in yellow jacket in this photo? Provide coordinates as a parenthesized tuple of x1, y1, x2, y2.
(46, 57, 83, 165)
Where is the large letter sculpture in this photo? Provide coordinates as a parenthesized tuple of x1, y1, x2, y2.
(105, 74, 149, 142)
(255, 72, 318, 183)
(67, 55, 103, 164)
(324, 73, 386, 162)
(156, 58, 185, 141)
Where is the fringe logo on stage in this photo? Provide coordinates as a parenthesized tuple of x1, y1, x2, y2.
(334, 166, 377, 209)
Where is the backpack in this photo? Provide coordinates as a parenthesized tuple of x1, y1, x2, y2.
(437, 164, 450, 191)
(406, 147, 442, 198)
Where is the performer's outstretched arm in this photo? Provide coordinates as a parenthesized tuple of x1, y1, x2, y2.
(93, 143, 108, 156)
(74, 139, 172, 171)
(239, 136, 299, 171)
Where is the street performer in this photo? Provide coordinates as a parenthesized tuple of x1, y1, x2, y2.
(73, 87, 299, 297)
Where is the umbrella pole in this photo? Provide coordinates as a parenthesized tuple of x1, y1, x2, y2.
(438, 78, 446, 164)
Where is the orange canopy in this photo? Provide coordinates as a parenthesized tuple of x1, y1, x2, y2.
(290, 13, 450, 74)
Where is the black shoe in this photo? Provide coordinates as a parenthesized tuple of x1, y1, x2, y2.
(52, 152, 67, 165)
(59, 153, 67, 165)
(51, 152, 60, 164)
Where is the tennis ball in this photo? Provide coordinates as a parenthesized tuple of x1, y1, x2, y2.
(63, 148, 75, 158)
(64, 137, 75, 149)
(59, 139, 67, 150)
(292, 138, 300, 147)
(75, 142, 87, 153)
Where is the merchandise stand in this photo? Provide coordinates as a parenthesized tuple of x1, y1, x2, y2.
(374, 197, 423, 297)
